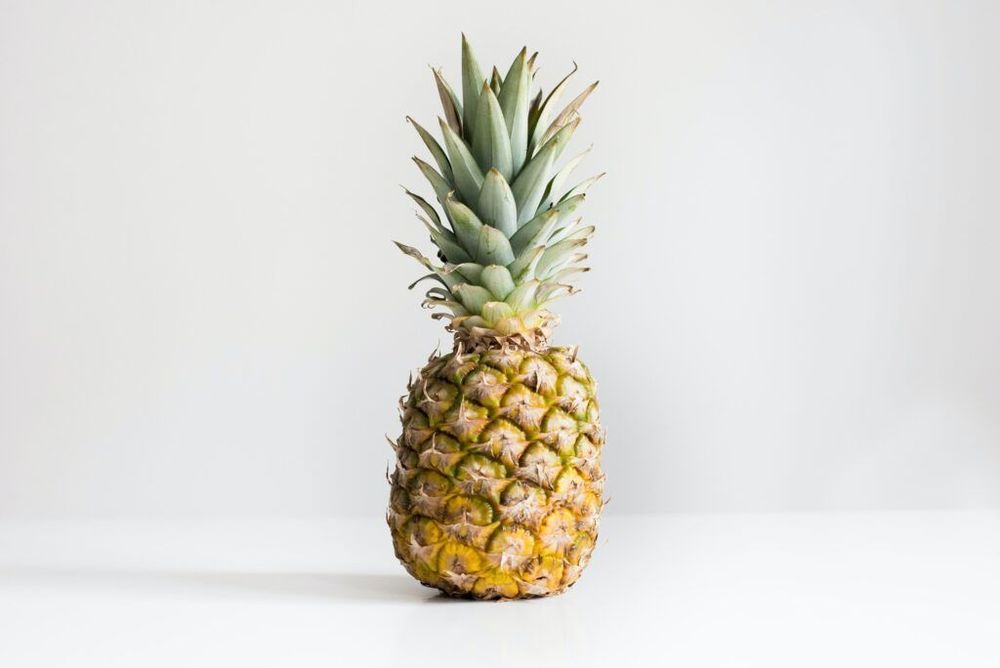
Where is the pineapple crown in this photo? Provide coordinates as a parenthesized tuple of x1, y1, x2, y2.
(397, 35, 602, 350)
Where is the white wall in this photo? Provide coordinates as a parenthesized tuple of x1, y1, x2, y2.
(1, 0, 998, 517)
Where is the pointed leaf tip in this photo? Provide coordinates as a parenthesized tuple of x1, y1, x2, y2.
(472, 85, 513, 180)
(461, 33, 486, 138)
(439, 117, 485, 202)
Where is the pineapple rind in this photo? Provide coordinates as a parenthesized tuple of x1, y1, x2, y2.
(388, 345, 604, 600)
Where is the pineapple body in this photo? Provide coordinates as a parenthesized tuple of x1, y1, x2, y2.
(388, 345, 604, 599)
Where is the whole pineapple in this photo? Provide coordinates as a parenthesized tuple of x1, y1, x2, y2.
(389, 35, 605, 600)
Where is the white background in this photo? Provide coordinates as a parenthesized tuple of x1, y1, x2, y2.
(2, 0, 999, 519)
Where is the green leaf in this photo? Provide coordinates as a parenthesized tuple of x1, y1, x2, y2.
(429, 226, 472, 263)
(438, 118, 484, 204)
(528, 62, 577, 155)
(538, 81, 597, 149)
(545, 216, 581, 243)
(498, 48, 530, 175)
(403, 187, 443, 229)
(559, 173, 605, 202)
(490, 67, 503, 96)
(476, 169, 517, 237)
(471, 85, 513, 180)
(535, 238, 587, 278)
(444, 194, 484, 256)
(453, 283, 493, 313)
(505, 280, 540, 310)
(538, 145, 590, 213)
(415, 211, 450, 238)
(509, 195, 583, 254)
(412, 157, 452, 204)
(549, 223, 594, 246)
(453, 262, 484, 283)
(479, 265, 515, 299)
(459, 315, 489, 329)
(407, 117, 453, 183)
(543, 192, 587, 228)
(508, 208, 559, 256)
(432, 68, 463, 135)
(511, 151, 554, 226)
(475, 225, 515, 265)
(510, 121, 578, 225)
(506, 245, 544, 281)
(461, 34, 486, 143)
(535, 282, 577, 304)
(424, 297, 468, 318)
(481, 301, 515, 324)
(424, 286, 452, 301)
(407, 272, 449, 291)
(548, 266, 590, 284)
(394, 241, 463, 289)
(527, 89, 543, 130)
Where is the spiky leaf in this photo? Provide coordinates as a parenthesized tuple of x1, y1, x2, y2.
(549, 266, 590, 283)
(461, 35, 486, 142)
(472, 86, 513, 180)
(535, 238, 587, 278)
(481, 301, 515, 323)
(480, 265, 515, 299)
(477, 169, 518, 237)
(490, 67, 503, 95)
(407, 117, 453, 183)
(508, 208, 560, 257)
(403, 187, 443, 229)
(549, 223, 594, 247)
(538, 82, 597, 149)
(475, 225, 515, 265)
(433, 69, 463, 135)
(559, 173, 605, 202)
(498, 48, 531, 174)
(444, 195, 484, 255)
(538, 146, 590, 213)
(429, 226, 472, 263)
(394, 242, 462, 289)
(454, 262, 484, 283)
(511, 121, 577, 224)
(413, 157, 451, 204)
(506, 245, 545, 281)
(453, 283, 493, 312)
(439, 119, 484, 204)
(528, 62, 577, 155)
(505, 280, 540, 310)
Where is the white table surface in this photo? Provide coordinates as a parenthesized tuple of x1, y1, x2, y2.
(1, 511, 998, 667)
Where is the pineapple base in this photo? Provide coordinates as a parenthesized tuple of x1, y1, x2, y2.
(387, 343, 605, 600)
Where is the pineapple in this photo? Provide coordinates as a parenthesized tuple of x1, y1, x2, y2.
(388, 35, 605, 600)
